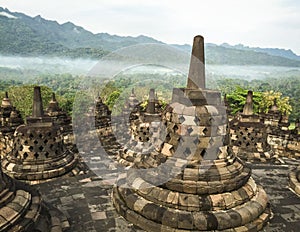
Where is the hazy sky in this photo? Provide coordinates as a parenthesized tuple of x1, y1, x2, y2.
(1, 0, 300, 54)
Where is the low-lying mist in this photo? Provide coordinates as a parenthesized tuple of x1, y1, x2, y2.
(1, 54, 300, 82)
(0, 55, 98, 76)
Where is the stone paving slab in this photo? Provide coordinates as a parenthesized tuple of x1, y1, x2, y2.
(36, 155, 300, 232)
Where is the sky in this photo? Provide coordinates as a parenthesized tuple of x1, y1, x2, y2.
(1, 0, 300, 54)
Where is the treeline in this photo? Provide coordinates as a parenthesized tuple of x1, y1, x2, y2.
(0, 72, 299, 121)
(211, 76, 300, 121)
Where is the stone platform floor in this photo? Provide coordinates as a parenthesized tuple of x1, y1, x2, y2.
(36, 155, 300, 232)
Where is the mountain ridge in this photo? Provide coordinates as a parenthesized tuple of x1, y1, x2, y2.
(1, 7, 300, 67)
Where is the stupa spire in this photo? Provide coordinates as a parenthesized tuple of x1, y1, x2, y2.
(243, 90, 254, 115)
(187, 35, 205, 89)
(146, 88, 155, 114)
(32, 86, 44, 117)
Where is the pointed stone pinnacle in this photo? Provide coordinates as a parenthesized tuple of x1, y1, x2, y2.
(187, 35, 205, 89)
(32, 86, 44, 117)
(146, 88, 155, 114)
(243, 90, 254, 115)
(5, 91, 8, 99)
(51, 92, 57, 102)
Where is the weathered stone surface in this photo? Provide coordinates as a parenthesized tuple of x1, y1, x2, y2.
(2, 86, 82, 184)
(0, 161, 68, 232)
(230, 91, 276, 163)
(112, 35, 271, 231)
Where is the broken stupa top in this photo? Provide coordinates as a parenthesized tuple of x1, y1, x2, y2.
(46, 92, 72, 133)
(47, 92, 60, 113)
(1, 91, 12, 108)
(113, 35, 271, 231)
(0, 91, 23, 131)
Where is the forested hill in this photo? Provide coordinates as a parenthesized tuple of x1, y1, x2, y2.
(1, 7, 300, 66)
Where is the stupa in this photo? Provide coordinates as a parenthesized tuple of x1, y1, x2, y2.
(118, 88, 164, 167)
(0, 92, 23, 158)
(230, 91, 276, 162)
(46, 93, 71, 130)
(94, 94, 122, 156)
(0, 160, 68, 231)
(112, 35, 271, 231)
(2, 87, 79, 184)
(0, 92, 23, 130)
(46, 93, 74, 148)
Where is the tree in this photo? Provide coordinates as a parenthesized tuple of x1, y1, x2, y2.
(4, 85, 69, 118)
(259, 90, 292, 116)
(225, 87, 262, 114)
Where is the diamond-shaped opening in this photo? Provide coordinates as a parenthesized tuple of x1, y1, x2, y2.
(45, 151, 49, 158)
(19, 145, 23, 150)
(34, 140, 38, 144)
(184, 147, 191, 155)
(203, 128, 208, 135)
(179, 116, 185, 123)
(29, 133, 34, 138)
(38, 133, 43, 138)
(187, 127, 193, 134)
(193, 137, 200, 145)
(173, 124, 179, 131)
(49, 144, 54, 149)
(209, 138, 214, 145)
(47, 132, 52, 137)
(34, 153, 39, 159)
(23, 152, 28, 159)
(165, 133, 171, 142)
(39, 146, 44, 151)
(29, 146, 33, 152)
(24, 140, 28, 145)
(194, 117, 200, 125)
(44, 139, 48, 144)
(200, 149, 206, 157)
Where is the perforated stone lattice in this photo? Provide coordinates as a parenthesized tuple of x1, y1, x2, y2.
(11, 127, 64, 161)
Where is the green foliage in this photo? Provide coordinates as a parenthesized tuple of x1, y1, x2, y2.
(1, 85, 71, 118)
(4, 85, 53, 117)
(0, 66, 298, 122)
(105, 90, 121, 109)
(259, 91, 292, 115)
(226, 87, 262, 114)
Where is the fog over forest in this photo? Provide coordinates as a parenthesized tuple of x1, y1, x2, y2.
(1, 55, 300, 81)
